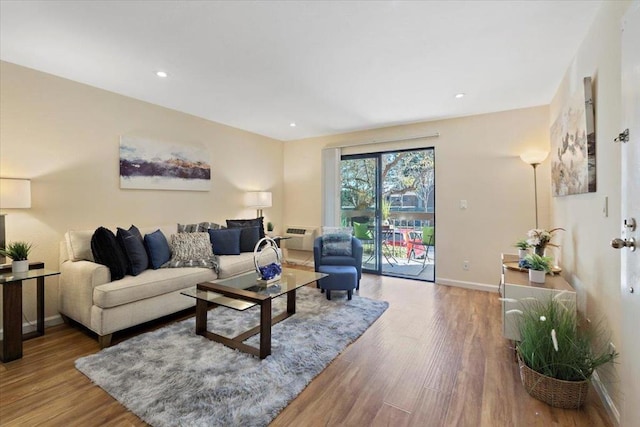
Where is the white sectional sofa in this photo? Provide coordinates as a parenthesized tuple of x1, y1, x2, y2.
(58, 224, 275, 347)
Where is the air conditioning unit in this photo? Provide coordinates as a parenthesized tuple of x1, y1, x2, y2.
(282, 226, 318, 251)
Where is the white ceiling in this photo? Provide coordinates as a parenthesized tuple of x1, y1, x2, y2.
(0, 1, 602, 141)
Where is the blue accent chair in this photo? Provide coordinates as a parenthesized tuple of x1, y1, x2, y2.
(313, 236, 363, 290)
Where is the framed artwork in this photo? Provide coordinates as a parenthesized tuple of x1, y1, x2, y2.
(550, 76, 596, 196)
(120, 136, 211, 191)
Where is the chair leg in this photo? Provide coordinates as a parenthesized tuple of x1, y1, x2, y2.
(326, 290, 331, 300)
(348, 290, 352, 300)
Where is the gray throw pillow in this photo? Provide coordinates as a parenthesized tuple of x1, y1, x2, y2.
(163, 232, 215, 269)
(322, 233, 353, 257)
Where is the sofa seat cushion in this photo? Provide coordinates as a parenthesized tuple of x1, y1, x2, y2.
(215, 250, 279, 279)
(93, 267, 217, 309)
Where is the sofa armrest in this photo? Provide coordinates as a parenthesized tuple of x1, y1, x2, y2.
(58, 259, 111, 331)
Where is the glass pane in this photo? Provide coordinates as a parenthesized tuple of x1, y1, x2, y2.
(381, 149, 435, 281)
(340, 156, 378, 272)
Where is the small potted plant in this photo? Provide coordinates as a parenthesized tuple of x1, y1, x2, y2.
(523, 252, 552, 283)
(0, 241, 33, 273)
(515, 296, 618, 408)
(514, 239, 530, 259)
(267, 221, 274, 234)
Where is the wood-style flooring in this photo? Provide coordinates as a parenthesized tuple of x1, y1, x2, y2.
(0, 269, 613, 426)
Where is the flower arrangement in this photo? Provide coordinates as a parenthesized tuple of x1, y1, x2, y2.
(259, 262, 282, 280)
(526, 228, 564, 256)
(514, 295, 618, 382)
(514, 239, 530, 250)
(0, 241, 33, 261)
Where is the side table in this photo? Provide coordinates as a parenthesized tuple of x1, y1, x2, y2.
(0, 262, 60, 362)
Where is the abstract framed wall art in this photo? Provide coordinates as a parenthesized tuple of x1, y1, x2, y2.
(550, 76, 596, 196)
(120, 136, 211, 191)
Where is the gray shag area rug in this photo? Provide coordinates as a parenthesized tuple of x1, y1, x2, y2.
(76, 286, 388, 427)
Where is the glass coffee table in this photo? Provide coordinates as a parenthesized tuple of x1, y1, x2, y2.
(181, 268, 326, 359)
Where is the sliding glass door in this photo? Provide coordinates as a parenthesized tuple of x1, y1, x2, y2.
(340, 154, 380, 272)
(341, 148, 435, 281)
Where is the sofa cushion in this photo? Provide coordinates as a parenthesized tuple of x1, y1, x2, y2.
(177, 223, 199, 233)
(93, 267, 217, 309)
(238, 226, 260, 253)
(215, 250, 279, 279)
(226, 217, 265, 239)
(144, 229, 172, 269)
(322, 232, 353, 257)
(208, 228, 241, 255)
(165, 232, 216, 269)
(65, 230, 95, 262)
(197, 221, 224, 231)
(117, 225, 149, 276)
(91, 227, 128, 281)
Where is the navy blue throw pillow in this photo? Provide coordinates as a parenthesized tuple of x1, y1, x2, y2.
(226, 217, 265, 239)
(144, 229, 172, 269)
(208, 228, 241, 255)
(117, 225, 149, 276)
(91, 227, 128, 280)
(238, 226, 260, 253)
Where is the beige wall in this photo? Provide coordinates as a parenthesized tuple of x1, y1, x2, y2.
(550, 0, 630, 419)
(0, 61, 284, 325)
(284, 105, 551, 289)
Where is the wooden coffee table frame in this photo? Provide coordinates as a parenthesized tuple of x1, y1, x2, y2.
(195, 282, 298, 359)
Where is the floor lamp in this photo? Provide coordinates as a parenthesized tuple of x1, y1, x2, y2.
(0, 178, 32, 264)
(245, 191, 272, 218)
(519, 151, 548, 229)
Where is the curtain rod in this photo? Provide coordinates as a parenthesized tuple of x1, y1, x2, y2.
(325, 132, 440, 149)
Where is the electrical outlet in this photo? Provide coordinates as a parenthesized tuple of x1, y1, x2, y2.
(463, 260, 470, 270)
(460, 199, 468, 210)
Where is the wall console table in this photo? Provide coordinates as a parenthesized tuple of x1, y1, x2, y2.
(499, 254, 576, 341)
(0, 262, 60, 362)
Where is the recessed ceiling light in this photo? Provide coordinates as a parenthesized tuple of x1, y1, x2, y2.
(290, 122, 297, 127)
(156, 71, 168, 78)
(455, 93, 465, 99)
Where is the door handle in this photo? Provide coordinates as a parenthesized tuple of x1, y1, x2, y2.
(611, 237, 636, 251)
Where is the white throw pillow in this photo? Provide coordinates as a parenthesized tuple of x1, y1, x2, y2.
(65, 230, 95, 262)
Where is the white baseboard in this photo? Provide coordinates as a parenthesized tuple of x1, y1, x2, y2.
(591, 370, 620, 426)
(0, 314, 64, 338)
(436, 277, 499, 293)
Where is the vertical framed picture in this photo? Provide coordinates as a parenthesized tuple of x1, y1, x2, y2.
(550, 77, 596, 196)
(120, 136, 211, 191)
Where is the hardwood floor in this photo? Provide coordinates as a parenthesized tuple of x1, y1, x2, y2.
(0, 270, 613, 426)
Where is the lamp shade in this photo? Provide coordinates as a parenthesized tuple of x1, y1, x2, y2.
(520, 151, 549, 165)
(0, 178, 31, 209)
(245, 191, 272, 208)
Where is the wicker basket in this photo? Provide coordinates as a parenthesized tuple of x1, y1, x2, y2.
(518, 356, 589, 409)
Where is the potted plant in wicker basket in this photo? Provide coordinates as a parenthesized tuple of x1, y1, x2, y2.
(514, 296, 618, 408)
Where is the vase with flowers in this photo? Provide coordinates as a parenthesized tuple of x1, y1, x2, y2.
(526, 228, 564, 256)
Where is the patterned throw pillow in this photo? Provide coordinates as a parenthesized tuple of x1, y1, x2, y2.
(321, 228, 353, 257)
(178, 222, 225, 233)
(163, 232, 216, 269)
